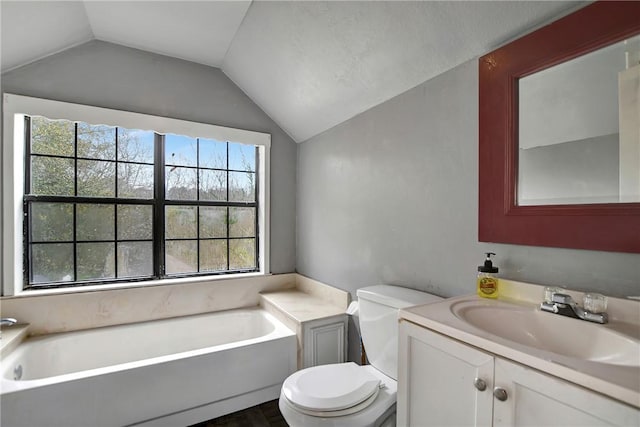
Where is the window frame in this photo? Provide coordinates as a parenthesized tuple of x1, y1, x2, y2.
(2, 93, 271, 296)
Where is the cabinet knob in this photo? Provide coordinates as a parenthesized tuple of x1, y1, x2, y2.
(473, 378, 487, 391)
(493, 387, 508, 401)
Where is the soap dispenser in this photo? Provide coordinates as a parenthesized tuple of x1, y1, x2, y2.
(477, 252, 499, 299)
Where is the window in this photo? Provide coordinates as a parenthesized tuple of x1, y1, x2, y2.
(3, 94, 270, 294)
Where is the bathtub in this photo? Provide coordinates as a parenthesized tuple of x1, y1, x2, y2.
(0, 307, 297, 427)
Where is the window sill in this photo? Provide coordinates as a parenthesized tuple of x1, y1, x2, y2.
(6, 272, 269, 299)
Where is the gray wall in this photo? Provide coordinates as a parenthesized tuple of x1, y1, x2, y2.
(1, 40, 297, 276)
(297, 59, 640, 303)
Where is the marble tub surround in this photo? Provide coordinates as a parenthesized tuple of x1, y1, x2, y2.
(260, 276, 350, 368)
(399, 280, 640, 408)
(295, 274, 350, 309)
(260, 289, 348, 325)
(0, 273, 297, 336)
(0, 324, 29, 357)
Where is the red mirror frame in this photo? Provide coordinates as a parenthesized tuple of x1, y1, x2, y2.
(479, 1, 640, 253)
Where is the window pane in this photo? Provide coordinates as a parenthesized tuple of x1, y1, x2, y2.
(31, 156, 74, 195)
(31, 117, 75, 157)
(77, 204, 114, 241)
(32, 243, 74, 283)
(165, 134, 197, 167)
(117, 163, 154, 198)
(229, 239, 255, 270)
(228, 171, 255, 202)
(199, 138, 227, 169)
(118, 129, 154, 163)
(165, 240, 197, 274)
(77, 159, 115, 197)
(166, 166, 197, 200)
(117, 205, 153, 240)
(77, 123, 116, 160)
(25, 111, 264, 288)
(77, 242, 115, 280)
(165, 206, 197, 239)
(31, 203, 73, 242)
(229, 142, 255, 172)
(117, 242, 153, 277)
(200, 207, 227, 238)
(199, 169, 227, 201)
(229, 207, 255, 238)
(200, 240, 227, 272)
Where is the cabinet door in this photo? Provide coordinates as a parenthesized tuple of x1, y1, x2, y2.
(493, 358, 640, 427)
(398, 321, 494, 427)
(302, 315, 347, 368)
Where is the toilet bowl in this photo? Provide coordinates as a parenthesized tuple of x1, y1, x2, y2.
(279, 363, 397, 427)
(279, 285, 442, 427)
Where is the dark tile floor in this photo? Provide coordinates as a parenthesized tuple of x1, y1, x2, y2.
(190, 400, 288, 427)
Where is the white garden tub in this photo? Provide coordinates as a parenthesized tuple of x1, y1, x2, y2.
(0, 307, 297, 427)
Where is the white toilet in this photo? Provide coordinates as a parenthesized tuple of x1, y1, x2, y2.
(279, 285, 442, 427)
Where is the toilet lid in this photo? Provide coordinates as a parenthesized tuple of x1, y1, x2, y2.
(282, 362, 381, 412)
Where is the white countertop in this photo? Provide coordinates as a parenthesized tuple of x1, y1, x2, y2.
(400, 292, 640, 408)
(260, 290, 347, 324)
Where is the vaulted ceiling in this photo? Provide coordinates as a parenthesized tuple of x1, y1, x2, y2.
(1, 1, 581, 142)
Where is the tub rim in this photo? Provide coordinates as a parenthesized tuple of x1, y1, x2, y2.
(0, 307, 295, 394)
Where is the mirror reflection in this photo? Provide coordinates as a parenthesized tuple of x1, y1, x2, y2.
(518, 34, 640, 206)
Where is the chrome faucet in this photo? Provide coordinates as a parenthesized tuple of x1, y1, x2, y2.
(0, 318, 17, 327)
(540, 293, 608, 324)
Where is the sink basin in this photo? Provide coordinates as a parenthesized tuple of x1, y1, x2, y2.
(451, 301, 640, 367)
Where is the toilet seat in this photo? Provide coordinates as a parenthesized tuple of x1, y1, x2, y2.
(282, 363, 382, 416)
(282, 387, 381, 418)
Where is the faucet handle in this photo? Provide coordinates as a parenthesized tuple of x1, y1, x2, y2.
(544, 287, 565, 303)
(550, 293, 574, 305)
(583, 293, 607, 314)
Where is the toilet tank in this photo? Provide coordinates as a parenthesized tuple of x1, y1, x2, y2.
(357, 285, 442, 380)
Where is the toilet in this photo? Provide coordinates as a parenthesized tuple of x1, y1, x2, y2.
(279, 285, 442, 427)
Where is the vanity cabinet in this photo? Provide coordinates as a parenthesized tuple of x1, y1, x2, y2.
(397, 320, 639, 427)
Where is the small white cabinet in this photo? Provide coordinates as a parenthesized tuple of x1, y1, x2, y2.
(260, 288, 349, 369)
(302, 315, 347, 368)
(397, 320, 639, 427)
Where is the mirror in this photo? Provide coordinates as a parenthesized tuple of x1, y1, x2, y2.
(479, 1, 640, 253)
(518, 34, 640, 206)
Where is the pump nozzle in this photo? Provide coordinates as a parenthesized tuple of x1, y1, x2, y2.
(479, 252, 498, 273)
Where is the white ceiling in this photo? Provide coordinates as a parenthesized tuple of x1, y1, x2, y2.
(1, 1, 581, 142)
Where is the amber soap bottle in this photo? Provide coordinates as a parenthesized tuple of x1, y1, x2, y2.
(477, 252, 499, 299)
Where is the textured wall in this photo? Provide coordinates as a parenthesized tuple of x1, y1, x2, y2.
(297, 59, 640, 301)
(1, 40, 296, 276)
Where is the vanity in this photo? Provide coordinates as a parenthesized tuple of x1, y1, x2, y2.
(396, 280, 640, 426)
